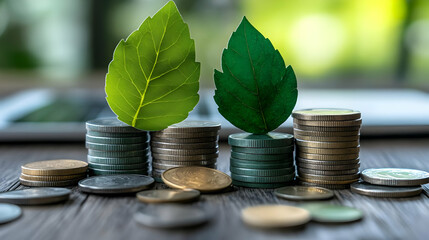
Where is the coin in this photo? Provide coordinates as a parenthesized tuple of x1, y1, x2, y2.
(296, 157, 360, 166)
(87, 130, 147, 138)
(292, 108, 361, 121)
(86, 118, 143, 133)
(88, 149, 149, 158)
(86, 135, 148, 144)
(293, 128, 360, 137)
(300, 203, 363, 223)
(294, 134, 359, 142)
(151, 147, 218, 156)
(152, 152, 219, 161)
(296, 146, 360, 155)
(21, 160, 88, 176)
(350, 181, 422, 198)
(86, 142, 149, 152)
(20, 173, 87, 181)
(295, 139, 359, 149)
(153, 162, 216, 170)
(297, 152, 359, 161)
(231, 146, 294, 155)
(298, 172, 360, 181)
(78, 174, 154, 194)
(134, 205, 211, 228)
(152, 159, 217, 166)
(299, 181, 350, 190)
(151, 136, 218, 144)
(241, 205, 311, 228)
(293, 123, 360, 132)
(297, 162, 360, 171)
(162, 166, 232, 193)
(0, 188, 71, 205)
(298, 177, 358, 185)
(231, 173, 295, 183)
(229, 133, 294, 148)
(88, 168, 148, 176)
(136, 189, 200, 203)
(159, 120, 221, 133)
(230, 167, 295, 177)
(20, 178, 81, 187)
(88, 162, 149, 170)
(0, 203, 21, 224)
(232, 181, 291, 189)
(151, 131, 219, 139)
(230, 158, 294, 169)
(87, 155, 150, 165)
(298, 167, 359, 176)
(151, 141, 218, 150)
(293, 119, 362, 127)
(231, 151, 293, 161)
(274, 186, 334, 201)
(361, 168, 429, 186)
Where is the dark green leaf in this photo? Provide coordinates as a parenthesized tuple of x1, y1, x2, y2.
(105, 1, 200, 131)
(214, 17, 298, 134)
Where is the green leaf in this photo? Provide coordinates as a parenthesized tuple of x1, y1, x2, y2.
(105, 1, 200, 131)
(214, 17, 298, 134)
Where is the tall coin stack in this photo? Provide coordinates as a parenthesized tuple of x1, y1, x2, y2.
(229, 133, 295, 188)
(150, 121, 221, 182)
(86, 118, 150, 176)
(292, 108, 361, 189)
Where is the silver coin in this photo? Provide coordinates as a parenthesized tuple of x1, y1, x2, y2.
(152, 162, 216, 170)
(151, 131, 219, 139)
(274, 186, 334, 200)
(86, 118, 144, 133)
(78, 174, 154, 194)
(134, 205, 211, 228)
(86, 142, 149, 152)
(152, 159, 217, 165)
(87, 130, 148, 138)
(0, 203, 22, 224)
(151, 141, 218, 150)
(152, 152, 219, 161)
(136, 189, 201, 203)
(151, 147, 218, 155)
(88, 149, 149, 158)
(361, 168, 429, 186)
(0, 188, 70, 205)
(86, 135, 149, 144)
(159, 120, 221, 133)
(296, 157, 360, 165)
(151, 136, 218, 144)
(350, 181, 422, 198)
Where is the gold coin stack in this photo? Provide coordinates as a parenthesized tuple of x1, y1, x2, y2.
(20, 159, 88, 187)
(150, 120, 221, 182)
(292, 108, 361, 189)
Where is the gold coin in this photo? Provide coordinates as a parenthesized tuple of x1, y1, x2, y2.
(296, 146, 360, 155)
(19, 178, 81, 187)
(136, 189, 200, 203)
(292, 108, 361, 121)
(294, 134, 359, 142)
(241, 205, 311, 228)
(161, 166, 232, 193)
(293, 119, 362, 127)
(20, 173, 87, 181)
(296, 139, 359, 149)
(296, 152, 359, 161)
(22, 160, 88, 176)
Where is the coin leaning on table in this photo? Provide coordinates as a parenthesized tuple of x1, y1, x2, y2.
(274, 186, 334, 201)
(241, 205, 311, 228)
(350, 181, 422, 198)
(78, 174, 154, 194)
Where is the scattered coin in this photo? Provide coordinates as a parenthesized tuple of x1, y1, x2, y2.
(0, 203, 22, 224)
(86, 118, 142, 133)
(21, 160, 88, 176)
(134, 205, 211, 228)
(274, 186, 334, 201)
(162, 166, 232, 193)
(231, 146, 294, 155)
(300, 203, 363, 223)
(136, 189, 200, 203)
(229, 133, 294, 148)
(241, 205, 311, 228)
(78, 174, 154, 194)
(292, 108, 361, 121)
(351, 181, 422, 198)
(0, 188, 71, 205)
(361, 168, 429, 186)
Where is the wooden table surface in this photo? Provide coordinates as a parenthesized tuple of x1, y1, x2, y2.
(1, 138, 429, 240)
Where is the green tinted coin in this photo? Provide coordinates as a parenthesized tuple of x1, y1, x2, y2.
(361, 168, 429, 186)
(231, 146, 294, 155)
(274, 186, 334, 201)
(230, 166, 295, 177)
(232, 180, 292, 189)
(89, 168, 149, 176)
(230, 158, 294, 169)
(87, 155, 150, 165)
(86, 142, 149, 152)
(292, 108, 361, 121)
(300, 203, 363, 223)
(87, 130, 148, 138)
(86, 118, 143, 133)
(88, 149, 149, 158)
(231, 151, 293, 161)
(231, 173, 295, 183)
(350, 181, 422, 198)
(86, 135, 148, 144)
(228, 133, 294, 148)
(88, 162, 149, 170)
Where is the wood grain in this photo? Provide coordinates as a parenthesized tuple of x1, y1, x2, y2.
(1, 138, 429, 240)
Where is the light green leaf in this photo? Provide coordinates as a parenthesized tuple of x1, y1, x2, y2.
(214, 17, 298, 134)
(105, 1, 200, 131)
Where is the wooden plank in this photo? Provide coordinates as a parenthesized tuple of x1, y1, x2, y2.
(0, 139, 428, 239)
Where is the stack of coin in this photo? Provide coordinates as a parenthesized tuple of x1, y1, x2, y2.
(86, 118, 150, 176)
(20, 160, 88, 187)
(150, 121, 221, 182)
(229, 133, 295, 188)
(292, 108, 362, 189)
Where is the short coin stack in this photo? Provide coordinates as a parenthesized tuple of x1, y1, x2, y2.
(150, 121, 221, 182)
(20, 160, 88, 187)
(229, 133, 295, 188)
(292, 108, 361, 189)
(86, 118, 150, 176)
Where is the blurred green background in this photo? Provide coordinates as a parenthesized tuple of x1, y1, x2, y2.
(0, 0, 428, 89)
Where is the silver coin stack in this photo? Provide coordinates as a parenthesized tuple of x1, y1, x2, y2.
(86, 118, 150, 176)
(292, 108, 362, 189)
(150, 120, 221, 182)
